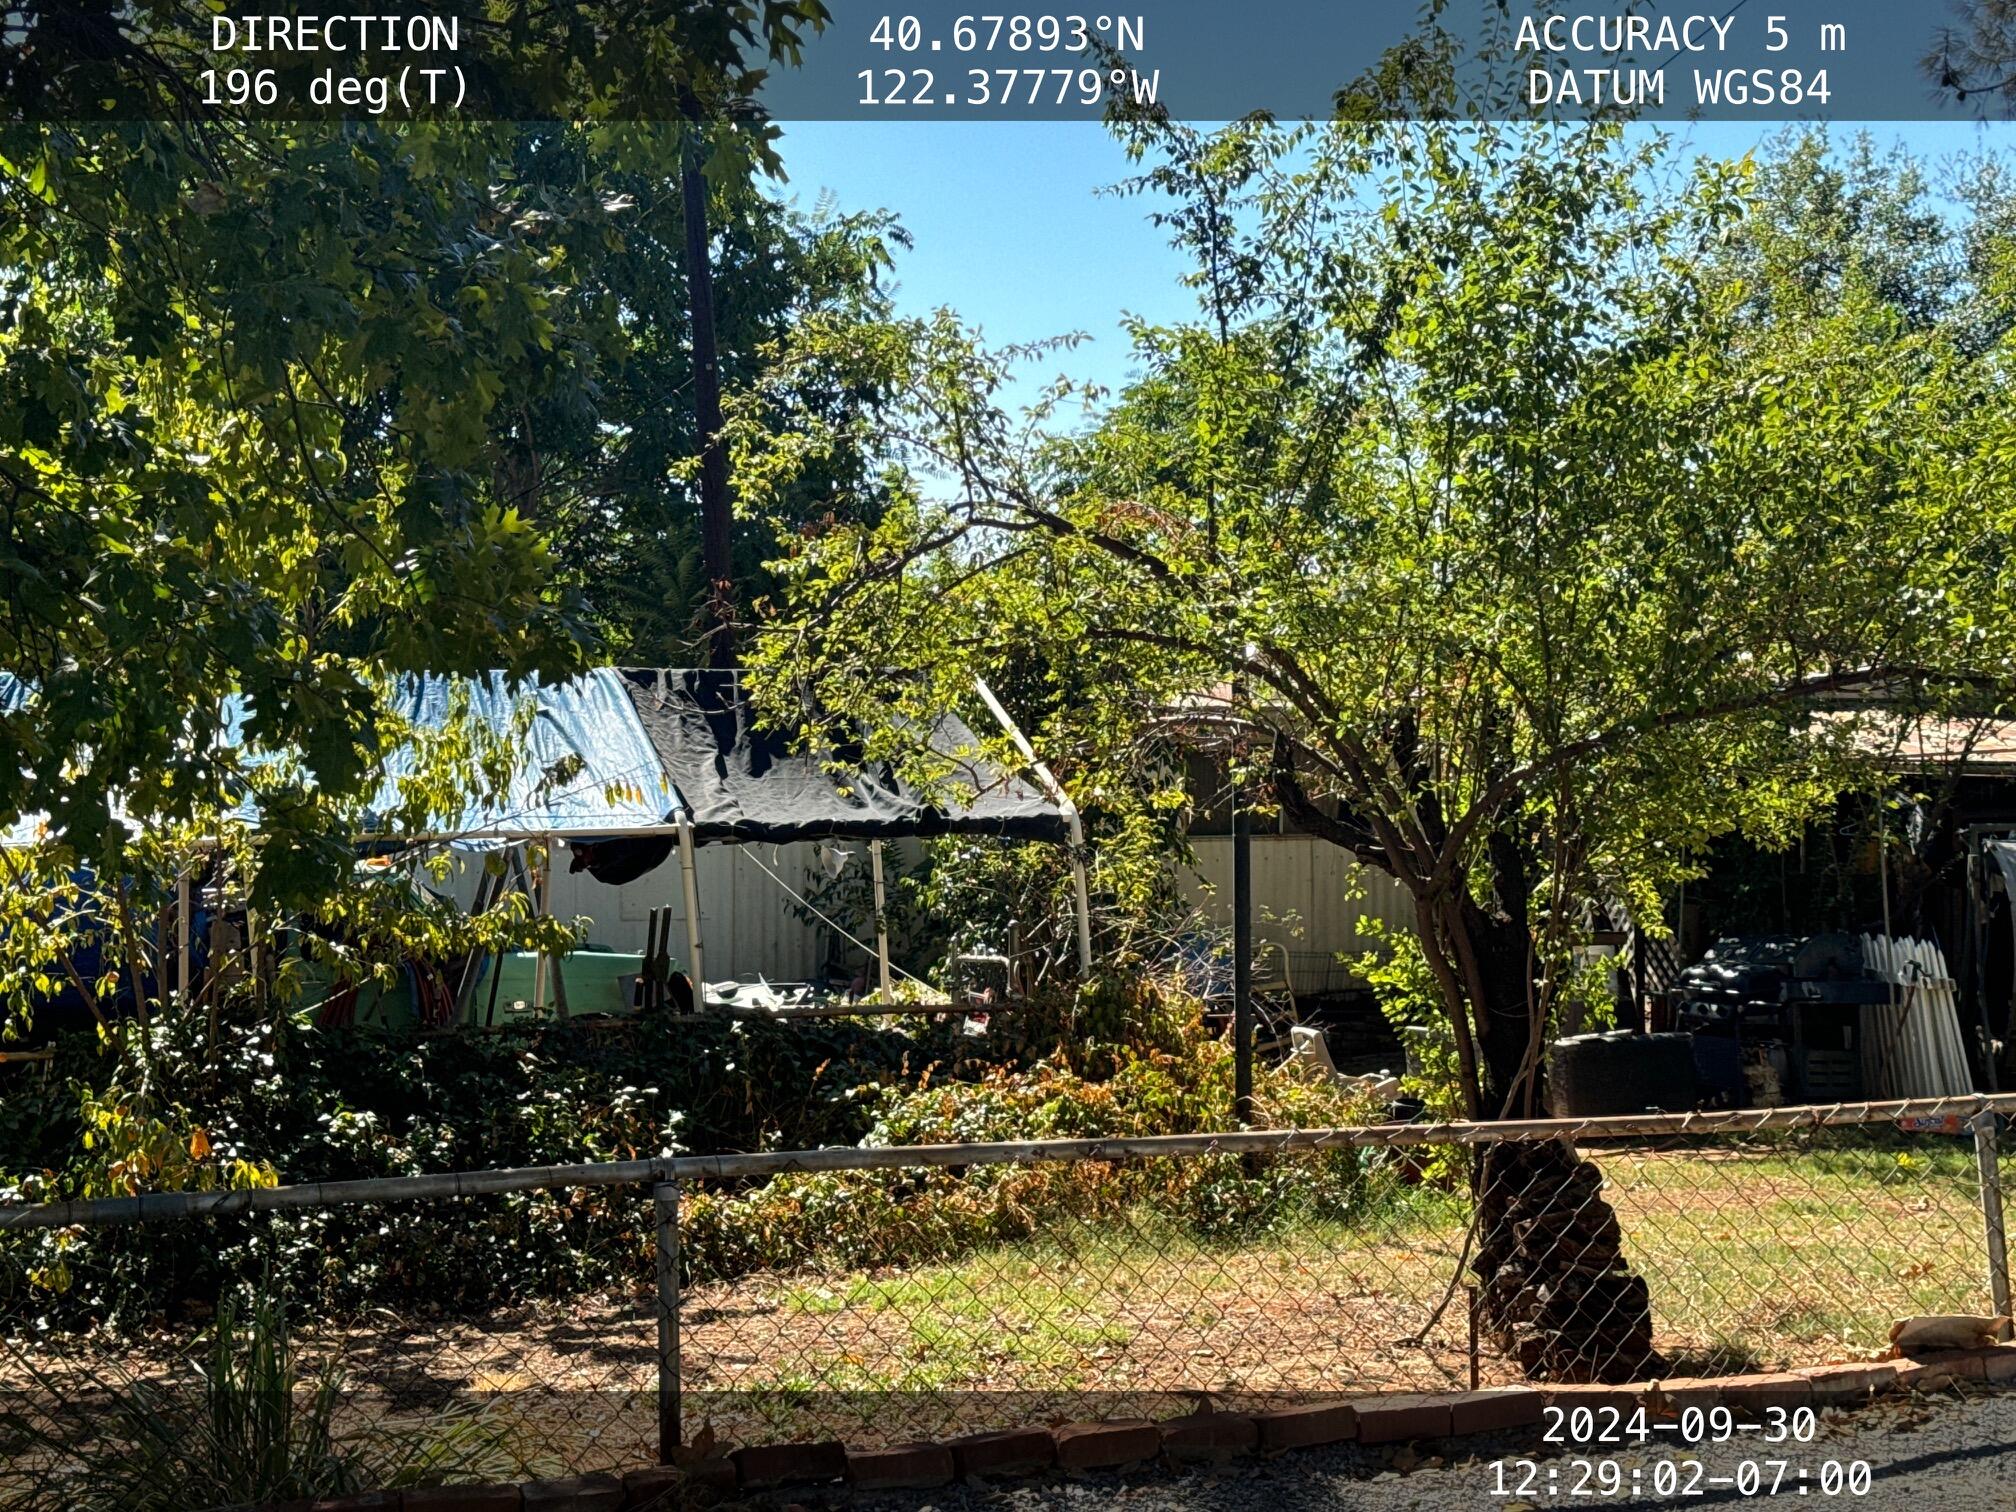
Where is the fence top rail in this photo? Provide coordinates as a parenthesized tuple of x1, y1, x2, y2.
(2, 1093, 2009, 1232)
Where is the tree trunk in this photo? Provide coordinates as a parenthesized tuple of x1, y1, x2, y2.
(1460, 894, 1538, 1116)
(1453, 897, 1659, 1383)
(1266, 746, 1657, 1378)
(1473, 1137, 1657, 1382)
(679, 95, 735, 668)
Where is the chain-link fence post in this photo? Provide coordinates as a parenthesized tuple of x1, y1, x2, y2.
(1971, 1110, 2011, 1317)
(654, 1179, 682, 1463)
(1465, 1283, 1480, 1391)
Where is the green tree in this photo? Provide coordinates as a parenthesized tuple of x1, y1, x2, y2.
(0, 7, 876, 1203)
(733, 118, 2016, 1121)
(1926, 0, 2016, 112)
(512, 126, 906, 663)
(732, 116, 2016, 1381)
(0, 117, 609, 900)
(1713, 127, 2016, 351)
(0, 3, 833, 901)
(1705, 127, 2016, 935)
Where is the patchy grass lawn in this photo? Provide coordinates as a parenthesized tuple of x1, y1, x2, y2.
(1602, 1138, 1988, 1368)
(676, 1134, 1991, 1446)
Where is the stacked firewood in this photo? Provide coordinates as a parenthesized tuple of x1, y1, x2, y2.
(1472, 1139, 1657, 1383)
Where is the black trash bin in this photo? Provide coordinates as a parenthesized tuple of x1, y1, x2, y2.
(1547, 1031, 1698, 1118)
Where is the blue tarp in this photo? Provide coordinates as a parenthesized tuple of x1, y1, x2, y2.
(3, 667, 1067, 854)
(368, 670, 673, 838)
(3, 669, 676, 847)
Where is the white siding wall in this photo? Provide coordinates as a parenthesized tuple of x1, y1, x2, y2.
(545, 842, 831, 980)
(435, 833, 1406, 989)
(436, 841, 834, 982)
(1181, 835, 1415, 987)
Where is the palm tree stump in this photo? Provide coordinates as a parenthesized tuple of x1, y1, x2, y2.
(1472, 1139, 1658, 1383)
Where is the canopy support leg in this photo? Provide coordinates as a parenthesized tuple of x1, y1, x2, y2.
(974, 678, 1094, 980)
(675, 812, 705, 1006)
(870, 839, 894, 1001)
(531, 839, 550, 1016)
(454, 865, 502, 1016)
(1068, 832, 1093, 981)
(545, 833, 574, 1018)
(176, 868, 193, 1008)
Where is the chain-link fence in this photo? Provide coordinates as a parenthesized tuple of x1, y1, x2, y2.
(2, 1097, 2011, 1505)
(664, 1100, 2011, 1448)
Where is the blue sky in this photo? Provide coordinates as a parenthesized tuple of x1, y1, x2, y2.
(772, 119, 2016, 407)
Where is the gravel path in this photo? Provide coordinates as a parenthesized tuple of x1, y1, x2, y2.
(849, 1387, 2016, 1512)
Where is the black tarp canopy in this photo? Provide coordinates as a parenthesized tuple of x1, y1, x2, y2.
(619, 668, 1071, 847)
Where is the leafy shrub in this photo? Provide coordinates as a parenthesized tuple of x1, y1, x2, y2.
(680, 1008, 1399, 1285)
(0, 1001, 959, 1328)
(2, 971, 1399, 1333)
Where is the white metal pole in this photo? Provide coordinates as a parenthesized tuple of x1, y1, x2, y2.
(1974, 1109, 2012, 1318)
(674, 810, 706, 1003)
(974, 678, 1094, 979)
(531, 839, 549, 1015)
(1068, 842, 1093, 979)
(546, 832, 572, 1019)
(870, 839, 894, 1001)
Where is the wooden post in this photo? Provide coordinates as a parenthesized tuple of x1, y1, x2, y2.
(870, 839, 893, 1001)
(655, 1180, 683, 1462)
(1233, 775, 1254, 1126)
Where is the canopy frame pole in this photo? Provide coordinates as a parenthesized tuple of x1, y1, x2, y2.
(527, 834, 573, 1019)
(531, 838, 550, 1016)
(674, 810, 705, 1002)
(1067, 853, 1093, 980)
(974, 679, 1093, 979)
(453, 865, 503, 1015)
(870, 839, 894, 1001)
(176, 868, 193, 1009)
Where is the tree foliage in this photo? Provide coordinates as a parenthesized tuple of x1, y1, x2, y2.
(735, 120, 2016, 1118)
(0, 6, 842, 903)
(0, 9, 910, 1194)
(1, 117, 607, 895)
(525, 127, 906, 663)
(1927, 0, 2016, 113)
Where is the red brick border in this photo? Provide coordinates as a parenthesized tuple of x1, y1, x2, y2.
(253, 1344, 2016, 1508)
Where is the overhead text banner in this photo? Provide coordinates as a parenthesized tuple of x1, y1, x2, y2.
(3, 1, 2005, 123)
